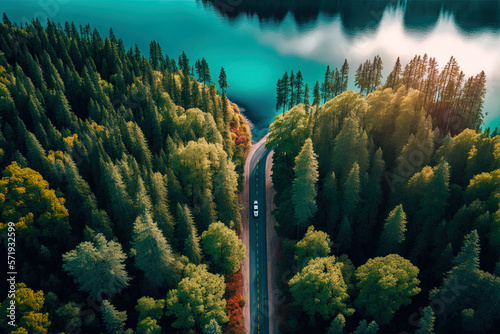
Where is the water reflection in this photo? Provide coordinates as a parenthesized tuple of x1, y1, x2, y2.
(201, 0, 500, 130)
(201, 0, 500, 33)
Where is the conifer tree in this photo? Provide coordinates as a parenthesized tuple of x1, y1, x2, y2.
(378, 204, 407, 255)
(342, 162, 361, 218)
(341, 59, 349, 92)
(62, 233, 131, 299)
(100, 300, 127, 334)
(312, 81, 321, 107)
(177, 203, 202, 264)
(292, 138, 319, 237)
(327, 314, 346, 334)
(218, 67, 228, 94)
(415, 306, 435, 334)
(131, 211, 179, 287)
(303, 83, 310, 111)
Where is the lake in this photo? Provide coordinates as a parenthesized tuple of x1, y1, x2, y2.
(5, 0, 500, 138)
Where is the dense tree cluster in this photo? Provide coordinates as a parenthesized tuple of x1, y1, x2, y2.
(267, 55, 500, 333)
(0, 15, 250, 333)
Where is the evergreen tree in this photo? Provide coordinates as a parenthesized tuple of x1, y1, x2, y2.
(415, 306, 435, 334)
(177, 203, 202, 264)
(342, 162, 361, 218)
(100, 300, 127, 334)
(340, 59, 349, 92)
(385, 57, 401, 89)
(62, 233, 131, 299)
(281, 72, 290, 113)
(218, 67, 228, 94)
(295, 70, 304, 105)
(321, 65, 332, 102)
(353, 320, 379, 334)
(327, 314, 346, 334)
(303, 83, 310, 111)
(378, 204, 407, 255)
(204, 319, 222, 334)
(312, 81, 321, 107)
(292, 138, 319, 237)
(131, 211, 179, 287)
(289, 71, 295, 108)
(276, 77, 283, 112)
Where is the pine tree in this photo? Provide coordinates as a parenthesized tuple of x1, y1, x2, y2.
(218, 67, 228, 94)
(312, 81, 321, 107)
(289, 71, 295, 108)
(342, 162, 361, 218)
(204, 319, 222, 334)
(181, 72, 192, 108)
(295, 70, 304, 105)
(276, 78, 283, 112)
(281, 72, 290, 113)
(341, 59, 349, 92)
(321, 65, 332, 102)
(62, 233, 131, 299)
(177, 203, 202, 264)
(131, 211, 179, 287)
(385, 57, 401, 89)
(378, 204, 407, 255)
(292, 138, 319, 237)
(2, 12, 12, 27)
(328, 314, 346, 334)
(415, 306, 435, 334)
(149, 172, 175, 242)
(303, 83, 310, 111)
(100, 300, 127, 334)
(353, 320, 379, 334)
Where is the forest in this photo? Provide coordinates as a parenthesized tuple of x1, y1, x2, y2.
(0, 15, 251, 334)
(267, 54, 500, 333)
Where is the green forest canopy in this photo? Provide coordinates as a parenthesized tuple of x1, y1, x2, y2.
(0, 15, 250, 334)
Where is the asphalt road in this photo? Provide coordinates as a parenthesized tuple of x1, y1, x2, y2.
(249, 140, 271, 334)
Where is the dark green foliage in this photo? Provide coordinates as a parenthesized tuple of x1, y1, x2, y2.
(101, 300, 127, 334)
(0, 20, 250, 334)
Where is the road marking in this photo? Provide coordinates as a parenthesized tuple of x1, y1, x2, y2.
(257, 250, 258, 255)
(257, 165, 259, 169)
(258, 316, 260, 321)
(257, 263, 258, 268)
(256, 183, 258, 188)
(256, 191, 258, 195)
(256, 177, 258, 181)
(257, 270, 259, 275)
(256, 222, 258, 227)
(257, 278, 259, 282)
(258, 289, 259, 294)
(257, 296, 259, 301)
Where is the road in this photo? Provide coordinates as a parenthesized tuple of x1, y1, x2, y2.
(248, 139, 271, 334)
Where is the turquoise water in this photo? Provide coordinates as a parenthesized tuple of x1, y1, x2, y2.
(4, 0, 500, 137)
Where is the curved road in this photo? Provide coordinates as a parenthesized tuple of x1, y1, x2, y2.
(249, 140, 271, 334)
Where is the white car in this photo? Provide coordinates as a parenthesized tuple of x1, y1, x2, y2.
(253, 200, 259, 218)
